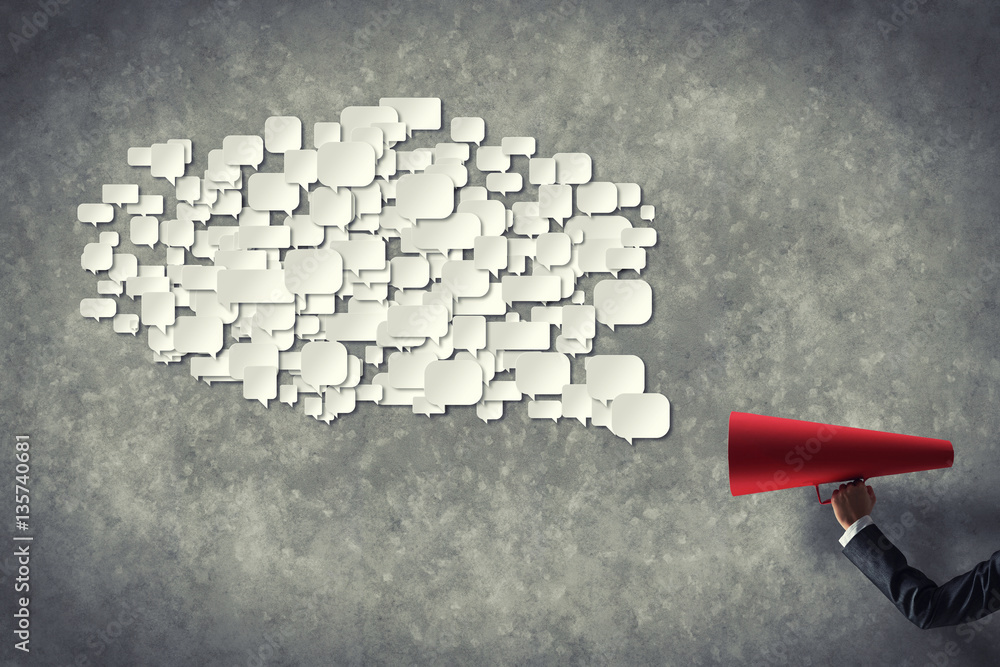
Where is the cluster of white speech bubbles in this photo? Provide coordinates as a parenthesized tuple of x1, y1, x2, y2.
(77, 97, 670, 443)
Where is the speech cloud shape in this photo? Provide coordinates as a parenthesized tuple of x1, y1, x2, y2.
(515, 352, 570, 399)
(611, 393, 670, 444)
(586, 355, 645, 405)
(76, 101, 669, 443)
(80, 298, 116, 321)
(594, 279, 653, 330)
(451, 117, 486, 145)
(424, 359, 483, 407)
(223, 135, 264, 170)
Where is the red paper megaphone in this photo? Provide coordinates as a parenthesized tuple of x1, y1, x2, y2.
(728, 411, 954, 503)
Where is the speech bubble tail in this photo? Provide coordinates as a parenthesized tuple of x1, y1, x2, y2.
(156, 324, 167, 335)
(258, 397, 269, 407)
(576, 417, 587, 427)
(605, 323, 615, 332)
(167, 177, 176, 185)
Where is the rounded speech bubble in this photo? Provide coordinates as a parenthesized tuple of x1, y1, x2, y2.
(594, 279, 652, 330)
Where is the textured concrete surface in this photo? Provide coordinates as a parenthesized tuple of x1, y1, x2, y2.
(2, 0, 1000, 664)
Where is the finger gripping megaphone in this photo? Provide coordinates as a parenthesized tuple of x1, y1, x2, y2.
(728, 412, 954, 503)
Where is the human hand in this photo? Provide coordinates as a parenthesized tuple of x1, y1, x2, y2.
(831, 479, 876, 530)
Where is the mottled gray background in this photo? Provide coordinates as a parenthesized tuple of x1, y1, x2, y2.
(2, 0, 999, 664)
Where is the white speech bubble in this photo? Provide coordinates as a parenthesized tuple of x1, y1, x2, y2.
(124, 275, 169, 300)
(611, 393, 670, 443)
(253, 302, 297, 335)
(236, 225, 291, 250)
(81, 243, 113, 274)
(318, 141, 375, 189)
(127, 146, 152, 166)
(217, 269, 295, 308)
(77, 203, 115, 225)
(229, 343, 279, 380)
(424, 359, 483, 406)
(553, 152, 592, 184)
(389, 256, 430, 289)
(528, 400, 562, 422)
(621, 227, 657, 248)
(97, 280, 122, 295)
(309, 186, 354, 228)
(313, 121, 341, 148)
(173, 316, 224, 356)
(351, 126, 384, 159)
(473, 236, 507, 277)
(486, 172, 522, 195)
(284, 149, 318, 189)
(243, 365, 278, 406)
(285, 214, 324, 248)
(425, 161, 467, 188)
(264, 116, 302, 154)
(560, 384, 593, 426)
(301, 341, 349, 390)
(501, 275, 561, 305)
(140, 291, 176, 334)
(339, 106, 398, 141)
(80, 298, 116, 321)
(640, 205, 655, 221)
(159, 219, 195, 249)
(102, 184, 139, 208)
(561, 305, 596, 343)
(535, 232, 572, 269)
(585, 355, 645, 405)
(223, 135, 264, 170)
(387, 351, 438, 389)
(452, 315, 486, 354)
(538, 184, 572, 223)
(501, 136, 536, 156)
(380, 97, 441, 135)
(458, 199, 507, 237)
(151, 143, 186, 184)
(396, 173, 455, 221)
(528, 157, 556, 185)
(283, 248, 344, 295)
(108, 254, 138, 284)
(594, 279, 652, 330)
(387, 304, 448, 342)
(435, 142, 470, 162)
(207, 148, 241, 184)
(515, 352, 570, 399)
(247, 172, 300, 216)
(485, 321, 550, 351)
(616, 182, 641, 208)
(606, 247, 646, 274)
(211, 190, 243, 218)
(326, 238, 385, 275)
(451, 116, 485, 145)
(323, 387, 356, 419)
(175, 176, 200, 205)
(441, 259, 489, 298)
(475, 146, 510, 172)
(576, 181, 618, 214)
(126, 195, 164, 216)
(179, 265, 220, 291)
(410, 212, 481, 255)
(112, 313, 140, 335)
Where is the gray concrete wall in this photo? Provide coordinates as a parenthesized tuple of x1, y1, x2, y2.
(1, 0, 998, 664)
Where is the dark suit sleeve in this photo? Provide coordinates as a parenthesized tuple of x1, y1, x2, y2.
(842, 523, 1000, 629)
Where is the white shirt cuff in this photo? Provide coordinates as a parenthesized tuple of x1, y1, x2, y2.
(839, 514, 875, 547)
